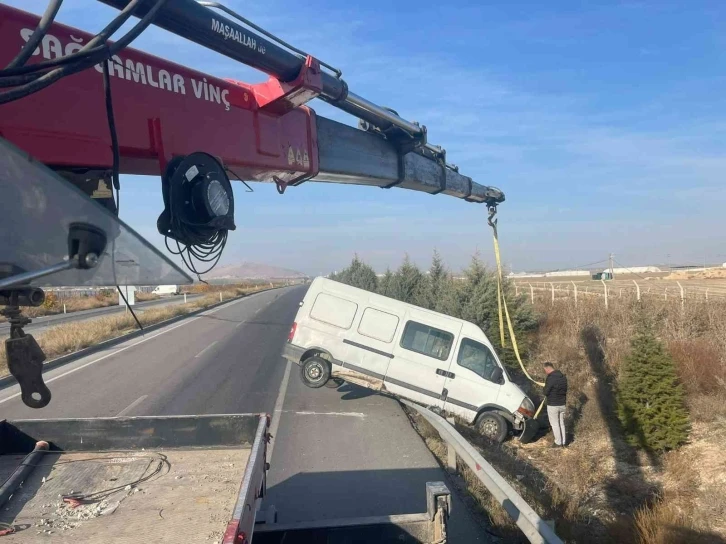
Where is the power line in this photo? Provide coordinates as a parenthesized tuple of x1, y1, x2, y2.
(551, 258, 608, 272)
(612, 258, 650, 280)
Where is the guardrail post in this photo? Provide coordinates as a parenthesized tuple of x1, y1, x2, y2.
(219, 292, 223, 302)
(529, 283, 534, 304)
(633, 280, 640, 301)
(63, 303, 66, 314)
(184, 293, 187, 303)
(446, 417, 457, 473)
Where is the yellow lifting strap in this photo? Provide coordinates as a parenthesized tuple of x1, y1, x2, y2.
(488, 207, 547, 419)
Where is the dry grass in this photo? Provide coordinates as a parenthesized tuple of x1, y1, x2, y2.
(1, 293, 121, 321)
(0, 284, 280, 377)
(185, 282, 271, 295)
(134, 291, 159, 302)
(666, 268, 726, 280)
(632, 433, 726, 544)
(531, 296, 726, 423)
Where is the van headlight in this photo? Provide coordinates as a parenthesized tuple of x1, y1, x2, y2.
(517, 397, 535, 418)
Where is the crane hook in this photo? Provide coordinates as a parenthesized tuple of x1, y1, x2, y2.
(487, 205, 498, 229)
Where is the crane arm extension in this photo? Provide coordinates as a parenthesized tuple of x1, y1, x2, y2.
(316, 117, 503, 204)
(0, 4, 503, 206)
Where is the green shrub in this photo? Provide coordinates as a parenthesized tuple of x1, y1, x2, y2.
(617, 323, 690, 452)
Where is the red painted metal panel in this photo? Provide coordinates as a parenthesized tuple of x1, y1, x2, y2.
(0, 4, 319, 184)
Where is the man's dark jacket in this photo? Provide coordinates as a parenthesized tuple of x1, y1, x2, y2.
(543, 370, 567, 407)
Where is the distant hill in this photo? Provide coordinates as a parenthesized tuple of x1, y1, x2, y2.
(205, 262, 307, 280)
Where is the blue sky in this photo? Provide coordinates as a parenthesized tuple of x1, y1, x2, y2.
(8, 1, 726, 275)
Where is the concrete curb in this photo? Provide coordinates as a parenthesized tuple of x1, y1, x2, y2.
(0, 286, 289, 391)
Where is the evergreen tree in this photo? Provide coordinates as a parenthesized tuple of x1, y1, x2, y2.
(421, 250, 453, 313)
(389, 255, 425, 305)
(455, 256, 538, 366)
(377, 268, 395, 298)
(334, 255, 378, 292)
(617, 323, 690, 452)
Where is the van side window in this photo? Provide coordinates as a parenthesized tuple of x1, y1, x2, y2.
(456, 339, 500, 382)
(400, 321, 453, 361)
(310, 293, 358, 330)
(358, 308, 399, 343)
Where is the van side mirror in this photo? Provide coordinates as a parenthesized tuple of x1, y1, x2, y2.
(490, 367, 503, 384)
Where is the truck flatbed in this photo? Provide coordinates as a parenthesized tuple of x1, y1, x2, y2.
(0, 449, 250, 543)
(0, 415, 268, 544)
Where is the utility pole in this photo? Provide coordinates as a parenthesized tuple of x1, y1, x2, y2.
(609, 253, 615, 279)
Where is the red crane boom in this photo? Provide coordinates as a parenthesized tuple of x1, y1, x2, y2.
(0, 3, 504, 205)
(0, 4, 319, 186)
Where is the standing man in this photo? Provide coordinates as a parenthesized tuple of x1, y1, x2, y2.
(543, 362, 568, 447)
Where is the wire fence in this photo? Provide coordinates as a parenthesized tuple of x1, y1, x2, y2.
(513, 279, 726, 308)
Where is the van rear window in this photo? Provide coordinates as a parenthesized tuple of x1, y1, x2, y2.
(400, 321, 453, 361)
(358, 307, 399, 343)
(310, 292, 357, 329)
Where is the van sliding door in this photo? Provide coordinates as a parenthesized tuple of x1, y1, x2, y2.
(386, 309, 461, 409)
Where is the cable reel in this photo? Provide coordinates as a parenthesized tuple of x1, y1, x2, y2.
(157, 152, 236, 276)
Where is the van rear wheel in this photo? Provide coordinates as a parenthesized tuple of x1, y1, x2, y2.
(300, 357, 330, 388)
(476, 412, 508, 443)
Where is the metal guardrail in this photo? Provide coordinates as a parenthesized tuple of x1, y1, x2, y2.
(402, 399, 563, 544)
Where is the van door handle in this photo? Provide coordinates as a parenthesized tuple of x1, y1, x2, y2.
(436, 369, 455, 379)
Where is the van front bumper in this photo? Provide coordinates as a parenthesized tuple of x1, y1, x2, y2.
(282, 343, 305, 364)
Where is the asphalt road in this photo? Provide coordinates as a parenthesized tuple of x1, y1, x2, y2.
(0, 286, 488, 542)
(0, 294, 204, 338)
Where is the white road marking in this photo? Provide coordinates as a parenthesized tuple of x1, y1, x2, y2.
(289, 411, 366, 418)
(0, 293, 265, 406)
(116, 395, 148, 417)
(267, 361, 292, 461)
(235, 321, 246, 328)
(194, 340, 218, 358)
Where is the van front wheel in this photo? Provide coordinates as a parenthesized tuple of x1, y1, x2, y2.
(300, 357, 330, 388)
(476, 412, 508, 443)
